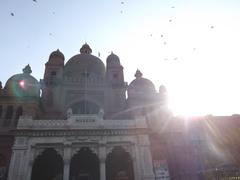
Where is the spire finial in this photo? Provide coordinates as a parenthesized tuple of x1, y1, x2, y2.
(22, 64, 32, 74)
(135, 69, 142, 78)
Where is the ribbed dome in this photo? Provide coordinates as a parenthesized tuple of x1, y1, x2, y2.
(5, 68, 40, 97)
(64, 48, 105, 78)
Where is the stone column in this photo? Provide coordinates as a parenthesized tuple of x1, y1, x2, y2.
(7, 149, 27, 180)
(138, 135, 155, 180)
(99, 144, 106, 180)
(63, 143, 71, 180)
(26, 158, 34, 180)
(63, 159, 70, 180)
(132, 146, 140, 180)
(7, 137, 29, 180)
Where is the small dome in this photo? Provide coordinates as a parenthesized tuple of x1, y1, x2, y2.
(5, 65, 40, 97)
(159, 85, 167, 94)
(64, 44, 105, 78)
(128, 70, 155, 97)
(106, 52, 120, 66)
(49, 49, 64, 60)
(48, 49, 65, 65)
(80, 43, 92, 54)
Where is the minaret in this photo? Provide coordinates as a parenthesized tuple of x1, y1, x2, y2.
(41, 49, 64, 116)
(105, 52, 127, 119)
(106, 52, 124, 86)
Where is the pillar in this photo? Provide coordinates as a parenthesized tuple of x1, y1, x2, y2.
(26, 159, 33, 180)
(100, 157, 106, 180)
(63, 159, 70, 180)
(63, 143, 71, 180)
(99, 144, 106, 180)
(7, 148, 27, 180)
(138, 135, 155, 180)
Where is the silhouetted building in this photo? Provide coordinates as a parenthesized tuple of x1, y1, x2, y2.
(0, 43, 239, 180)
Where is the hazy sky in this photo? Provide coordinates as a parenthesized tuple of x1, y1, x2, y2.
(1, 0, 240, 116)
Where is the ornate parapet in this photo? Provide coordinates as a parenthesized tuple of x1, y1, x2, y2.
(17, 114, 148, 130)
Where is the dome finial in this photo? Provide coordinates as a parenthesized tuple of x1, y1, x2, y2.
(22, 64, 32, 74)
(80, 43, 92, 54)
(135, 69, 142, 78)
(49, 49, 65, 61)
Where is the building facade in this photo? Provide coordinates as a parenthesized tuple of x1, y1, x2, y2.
(0, 43, 239, 180)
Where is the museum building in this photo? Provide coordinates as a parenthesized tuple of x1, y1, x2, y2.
(0, 43, 239, 180)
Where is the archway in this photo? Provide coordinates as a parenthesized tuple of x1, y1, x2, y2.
(70, 147, 99, 180)
(31, 148, 63, 180)
(106, 146, 134, 180)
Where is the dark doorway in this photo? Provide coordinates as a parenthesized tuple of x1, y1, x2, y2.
(0, 154, 7, 180)
(106, 146, 134, 180)
(70, 147, 99, 180)
(14, 106, 23, 126)
(31, 148, 63, 180)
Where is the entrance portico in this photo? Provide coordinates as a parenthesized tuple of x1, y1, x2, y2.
(7, 115, 155, 180)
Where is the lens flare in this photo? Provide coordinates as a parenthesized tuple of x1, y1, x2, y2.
(19, 80, 25, 88)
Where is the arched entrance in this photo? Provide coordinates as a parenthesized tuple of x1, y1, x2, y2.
(31, 148, 63, 180)
(70, 147, 99, 180)
(106, 146, 134, 180)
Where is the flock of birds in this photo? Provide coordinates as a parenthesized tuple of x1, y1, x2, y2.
(9, 0, 215, 62)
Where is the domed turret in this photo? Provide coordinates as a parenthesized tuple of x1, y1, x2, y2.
(5, 65, 40, 97)
(159, 85, 168, 104)
(64, 44, 105, 78)
(106, 52, 120, 67)
(128, 69, 156, 97)
(80, 43, 92, 54)
(49, 49, 65, 61)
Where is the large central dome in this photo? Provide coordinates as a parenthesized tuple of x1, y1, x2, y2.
(64, 43, 105, 78)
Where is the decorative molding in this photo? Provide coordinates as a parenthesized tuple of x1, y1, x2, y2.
(13, 128, 149, 137)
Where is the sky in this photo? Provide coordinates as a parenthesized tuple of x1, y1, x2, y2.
(1, 0, 240, 116)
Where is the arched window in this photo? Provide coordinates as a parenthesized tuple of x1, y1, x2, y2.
(0, 106, 2, 118)
(71, 101, 99, 114)
(14, 106, 23, 126)
(3, 106, 13, 126)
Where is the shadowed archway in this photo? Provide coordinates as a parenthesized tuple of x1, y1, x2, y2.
(106, 146, 134, 180)
(31, 148, 63, 180)
(70, 147, 100, 180)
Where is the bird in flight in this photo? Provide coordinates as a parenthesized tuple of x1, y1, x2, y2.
(10, 13, 14, 16)
(33, 0, 37, 2)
